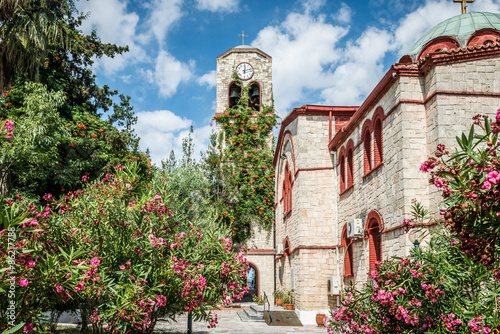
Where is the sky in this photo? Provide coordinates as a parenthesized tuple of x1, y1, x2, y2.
(75, 0, 500, 165)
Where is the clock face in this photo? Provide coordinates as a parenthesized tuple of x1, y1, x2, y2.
(236, 62, 253, 80)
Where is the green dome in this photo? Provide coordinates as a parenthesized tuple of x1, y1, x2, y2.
(407, 12, 500, 58)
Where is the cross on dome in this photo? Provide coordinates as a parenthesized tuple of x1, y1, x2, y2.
(454, 0, 474, 14)
(238, 30, 249, 45)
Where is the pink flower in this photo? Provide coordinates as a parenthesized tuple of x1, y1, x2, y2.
(482, 181, 491, 190)
(126, 183, 131, 188)
(4, 120, 13, 131)
(23, 323, 34, 333)
(435, 179, 444, 188)
(75, 282, 85, 291)
(5, 133, 13, 138)
(120, 265, 125, 270)
(486, 171, 500, 184)
(19, 278, 28, 287)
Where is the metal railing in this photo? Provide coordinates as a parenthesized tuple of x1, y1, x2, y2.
(262, 291, 272, 324)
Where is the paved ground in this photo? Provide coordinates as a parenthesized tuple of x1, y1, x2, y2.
(155, 306, 329, 334)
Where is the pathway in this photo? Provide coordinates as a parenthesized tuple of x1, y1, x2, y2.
(154, 305, 328, 334)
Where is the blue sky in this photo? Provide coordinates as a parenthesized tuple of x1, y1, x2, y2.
(75, 0, 500, 165)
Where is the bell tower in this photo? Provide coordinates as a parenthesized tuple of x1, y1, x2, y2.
(213, 44, 275, 303)
(215, 45, 272, 117)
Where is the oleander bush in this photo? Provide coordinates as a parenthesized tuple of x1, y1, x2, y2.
(326, 109, 500, 333)
(0, 162, 248, 333)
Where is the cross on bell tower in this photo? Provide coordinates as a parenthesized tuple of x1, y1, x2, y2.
(238, 30, 248, 45)
(454, 0, 474, 14)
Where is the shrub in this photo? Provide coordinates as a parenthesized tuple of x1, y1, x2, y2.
(0, 162, 248, 333)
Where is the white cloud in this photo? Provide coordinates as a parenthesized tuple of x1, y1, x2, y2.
(252, 11, 348, 115)
(469, 0, 500, 13)
(334, 2, 353, 24)
(392, 1, 457, 56)
(196, 0, 240, 12)
(75, 0, 146, 75)
(252, 0, 500, 113)
(134, 110, 211, 165)
(197, 70, 217, 89)
(321, 28, 393, 105)
(145, 0, 184, 46)
(301, 0, 326, 14)
(392, 0, 500, 57)
(146, 50, 193, 98)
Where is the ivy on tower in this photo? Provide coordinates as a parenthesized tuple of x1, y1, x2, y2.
(206, 74, 278, 243)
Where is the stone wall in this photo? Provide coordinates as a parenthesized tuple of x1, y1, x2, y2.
(275, 112, 340, 323)
(244, 251, 274, 302)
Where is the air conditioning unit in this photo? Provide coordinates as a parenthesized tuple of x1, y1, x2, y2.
(328, 276, 341, 295)
(276, 244, 284, 255)
(347, 218, 364, 239)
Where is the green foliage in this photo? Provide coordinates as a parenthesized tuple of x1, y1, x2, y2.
(158, 128, 213, 223)
(0, 0, 69, 90)
(0, 83, 148, 200)
(272, 289, 285, 299)
(205, 77, 278, 242)
(422, 110, 500, 268)
(0, 0, 147, 199)
(327, 220, 500, 333)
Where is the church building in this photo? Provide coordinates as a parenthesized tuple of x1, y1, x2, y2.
(213, 9, 500, 326)
(273, 11, 500, 324)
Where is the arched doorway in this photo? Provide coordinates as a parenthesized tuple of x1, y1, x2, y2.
(241, 262, 259, 302)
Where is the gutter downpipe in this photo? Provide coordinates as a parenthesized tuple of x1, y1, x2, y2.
(332, 149, 341, 309)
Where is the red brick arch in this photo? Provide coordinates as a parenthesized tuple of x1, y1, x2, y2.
(362, 119, 373, 174)
(283, 162, 293, 215)
(372, 107, 384, 167)
(467, 29, 500, 47)
(365, 210, 384, 232)
(341, 224, 353, 277)
(418, 36, 461, 60)
(361, 119, 373, 141)
(284, 236, 291, 257)
(338, 147, 347, 192)
(346, 139, 355, 188)
(227, 80, 241, 109)
(282, 131, 296, 175)
(366, 210, 383, 274)
(248, 81, 262, 111)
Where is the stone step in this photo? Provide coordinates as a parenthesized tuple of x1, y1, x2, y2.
(237, 309, 265, 322)
(249, 304, 265, 316)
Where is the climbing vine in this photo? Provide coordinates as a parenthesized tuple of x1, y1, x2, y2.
(206, 75, 278, 243)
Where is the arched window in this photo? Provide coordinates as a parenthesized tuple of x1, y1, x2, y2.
(228, 82, 241, 109)
(363, 128, 372, 175)
(284, 237, 291, 257)
(373, 118, 383, 166)
(339, 153, 346, 192)
(248, 82, 261, 111)
(347, 148, 354, 188)
(367, 212, 382, 274)
(283, 162, 292, 216)
(341, 225, 353, 277)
